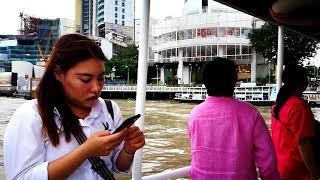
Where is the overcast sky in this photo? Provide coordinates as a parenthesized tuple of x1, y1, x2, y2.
(0, 0, 318, 65)
(0, 0, 184, 35)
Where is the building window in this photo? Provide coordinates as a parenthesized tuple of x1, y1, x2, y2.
(122, 21, 125, 25)
(122, 9, 125, 13)
(115, 7, 118, 11)
(115, 13, 118, 18)
(122, 15, 125, 19)
(241, 28, 250, 37)
(122, 2, 125, 7)
(115, 19, 118, 24)
(115, 0, 118, 5)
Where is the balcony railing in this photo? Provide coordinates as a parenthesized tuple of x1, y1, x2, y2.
(149, 55, 254, 63)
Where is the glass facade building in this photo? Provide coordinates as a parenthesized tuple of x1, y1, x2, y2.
(77, 0, 134, 37)
(0, 18, 60, 71)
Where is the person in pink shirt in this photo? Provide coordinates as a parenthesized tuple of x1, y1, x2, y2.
(188, 57, 280, 180)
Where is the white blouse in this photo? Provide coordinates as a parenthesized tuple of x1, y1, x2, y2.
(4, 98, 129, 180)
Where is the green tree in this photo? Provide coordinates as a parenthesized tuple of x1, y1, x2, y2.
(248, 23, 319, 65)
(105, 45, 138, 83)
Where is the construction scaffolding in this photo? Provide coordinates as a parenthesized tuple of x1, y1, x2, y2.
(0, 13, 60, 72)
(18, 12, 59, 62)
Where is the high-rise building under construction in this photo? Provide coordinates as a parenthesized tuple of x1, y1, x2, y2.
(0, 13, 74, 72)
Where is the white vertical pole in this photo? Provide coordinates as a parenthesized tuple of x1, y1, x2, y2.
(251, 49, 257, 83)
(133, 0, 136, 45)
(218, 45, 224, 57)
(156, 65, 159, 85)
(268, 61, 271, 84)
(189, 64, 192, 85)
(177, 49, 183, 84)
(160, 67, 165, 84)
(276, 26, 284, 94)
(133, 0, 150, 179)
(127, 67, 130, 84)
(92, 0, 97, 36)
(88, 0, 92, 35)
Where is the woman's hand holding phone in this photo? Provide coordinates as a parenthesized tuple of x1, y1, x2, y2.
(113, 114, 141, 134)
(83, 130, 127, 157)
(123, 126, 145, 154)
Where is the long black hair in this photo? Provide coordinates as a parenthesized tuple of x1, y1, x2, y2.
(36, 34, 106, 146)
(273, 64, 308, 120)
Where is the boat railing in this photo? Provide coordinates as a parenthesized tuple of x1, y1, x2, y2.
(141, 166, 190, 180)
(174, 92, 182, 99)
(27, 81, 281, 102)
(176, 85, 276, 101)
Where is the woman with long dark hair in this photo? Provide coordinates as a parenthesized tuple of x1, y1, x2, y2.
(271, 64, 319, 180)
(4, 34, 145, 179)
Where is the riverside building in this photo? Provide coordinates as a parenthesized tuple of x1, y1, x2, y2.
(149, 0, 269, 85)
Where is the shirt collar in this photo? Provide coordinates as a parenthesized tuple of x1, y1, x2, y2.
(206, 96, 234, 102)
(83, 100, 101, 126)
(53, 99, 102, 128)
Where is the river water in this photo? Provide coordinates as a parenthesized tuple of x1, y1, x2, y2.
(0, 97, 319, 179)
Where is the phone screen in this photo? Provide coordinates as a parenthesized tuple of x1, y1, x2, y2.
(112, 114, 141, 134)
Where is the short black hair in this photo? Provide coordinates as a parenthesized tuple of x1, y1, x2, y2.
(282, 63, 308, 86)
(202, 57, 237, 96)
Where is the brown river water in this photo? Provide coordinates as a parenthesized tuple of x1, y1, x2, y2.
(1, 97, 319, 179)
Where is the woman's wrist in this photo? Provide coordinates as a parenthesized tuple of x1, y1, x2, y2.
(79, 142, 91, 158)
(123, 146, 135, 155)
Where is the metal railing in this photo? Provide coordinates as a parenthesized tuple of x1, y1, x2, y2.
(102, 85, 205, 93)
(142, 166, 190, 180)
(148, 55, 254, 63)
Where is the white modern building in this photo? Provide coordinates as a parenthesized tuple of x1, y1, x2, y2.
(149, 0, 269, 85)
(98, 0, 134, 27)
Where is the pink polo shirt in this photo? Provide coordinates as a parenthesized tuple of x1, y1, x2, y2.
(188, 96, 280, 180)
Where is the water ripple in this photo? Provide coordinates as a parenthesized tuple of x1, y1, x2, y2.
(3, 98, 315, 179)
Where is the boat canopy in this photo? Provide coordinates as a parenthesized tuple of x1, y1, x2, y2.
(214, 0, 320, 40)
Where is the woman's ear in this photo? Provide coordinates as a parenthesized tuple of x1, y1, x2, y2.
(54, 66, 63, 82)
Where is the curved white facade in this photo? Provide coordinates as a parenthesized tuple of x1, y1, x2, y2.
(149, 5, 268, 85)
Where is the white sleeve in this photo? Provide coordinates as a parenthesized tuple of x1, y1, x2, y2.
(4, 101, 49, 180)
(109, 100, 132, 173)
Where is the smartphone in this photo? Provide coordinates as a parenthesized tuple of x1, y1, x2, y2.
(112, 114, 141, 134)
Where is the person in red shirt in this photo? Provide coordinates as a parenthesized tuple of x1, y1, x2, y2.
(271, 64, 320, 180)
